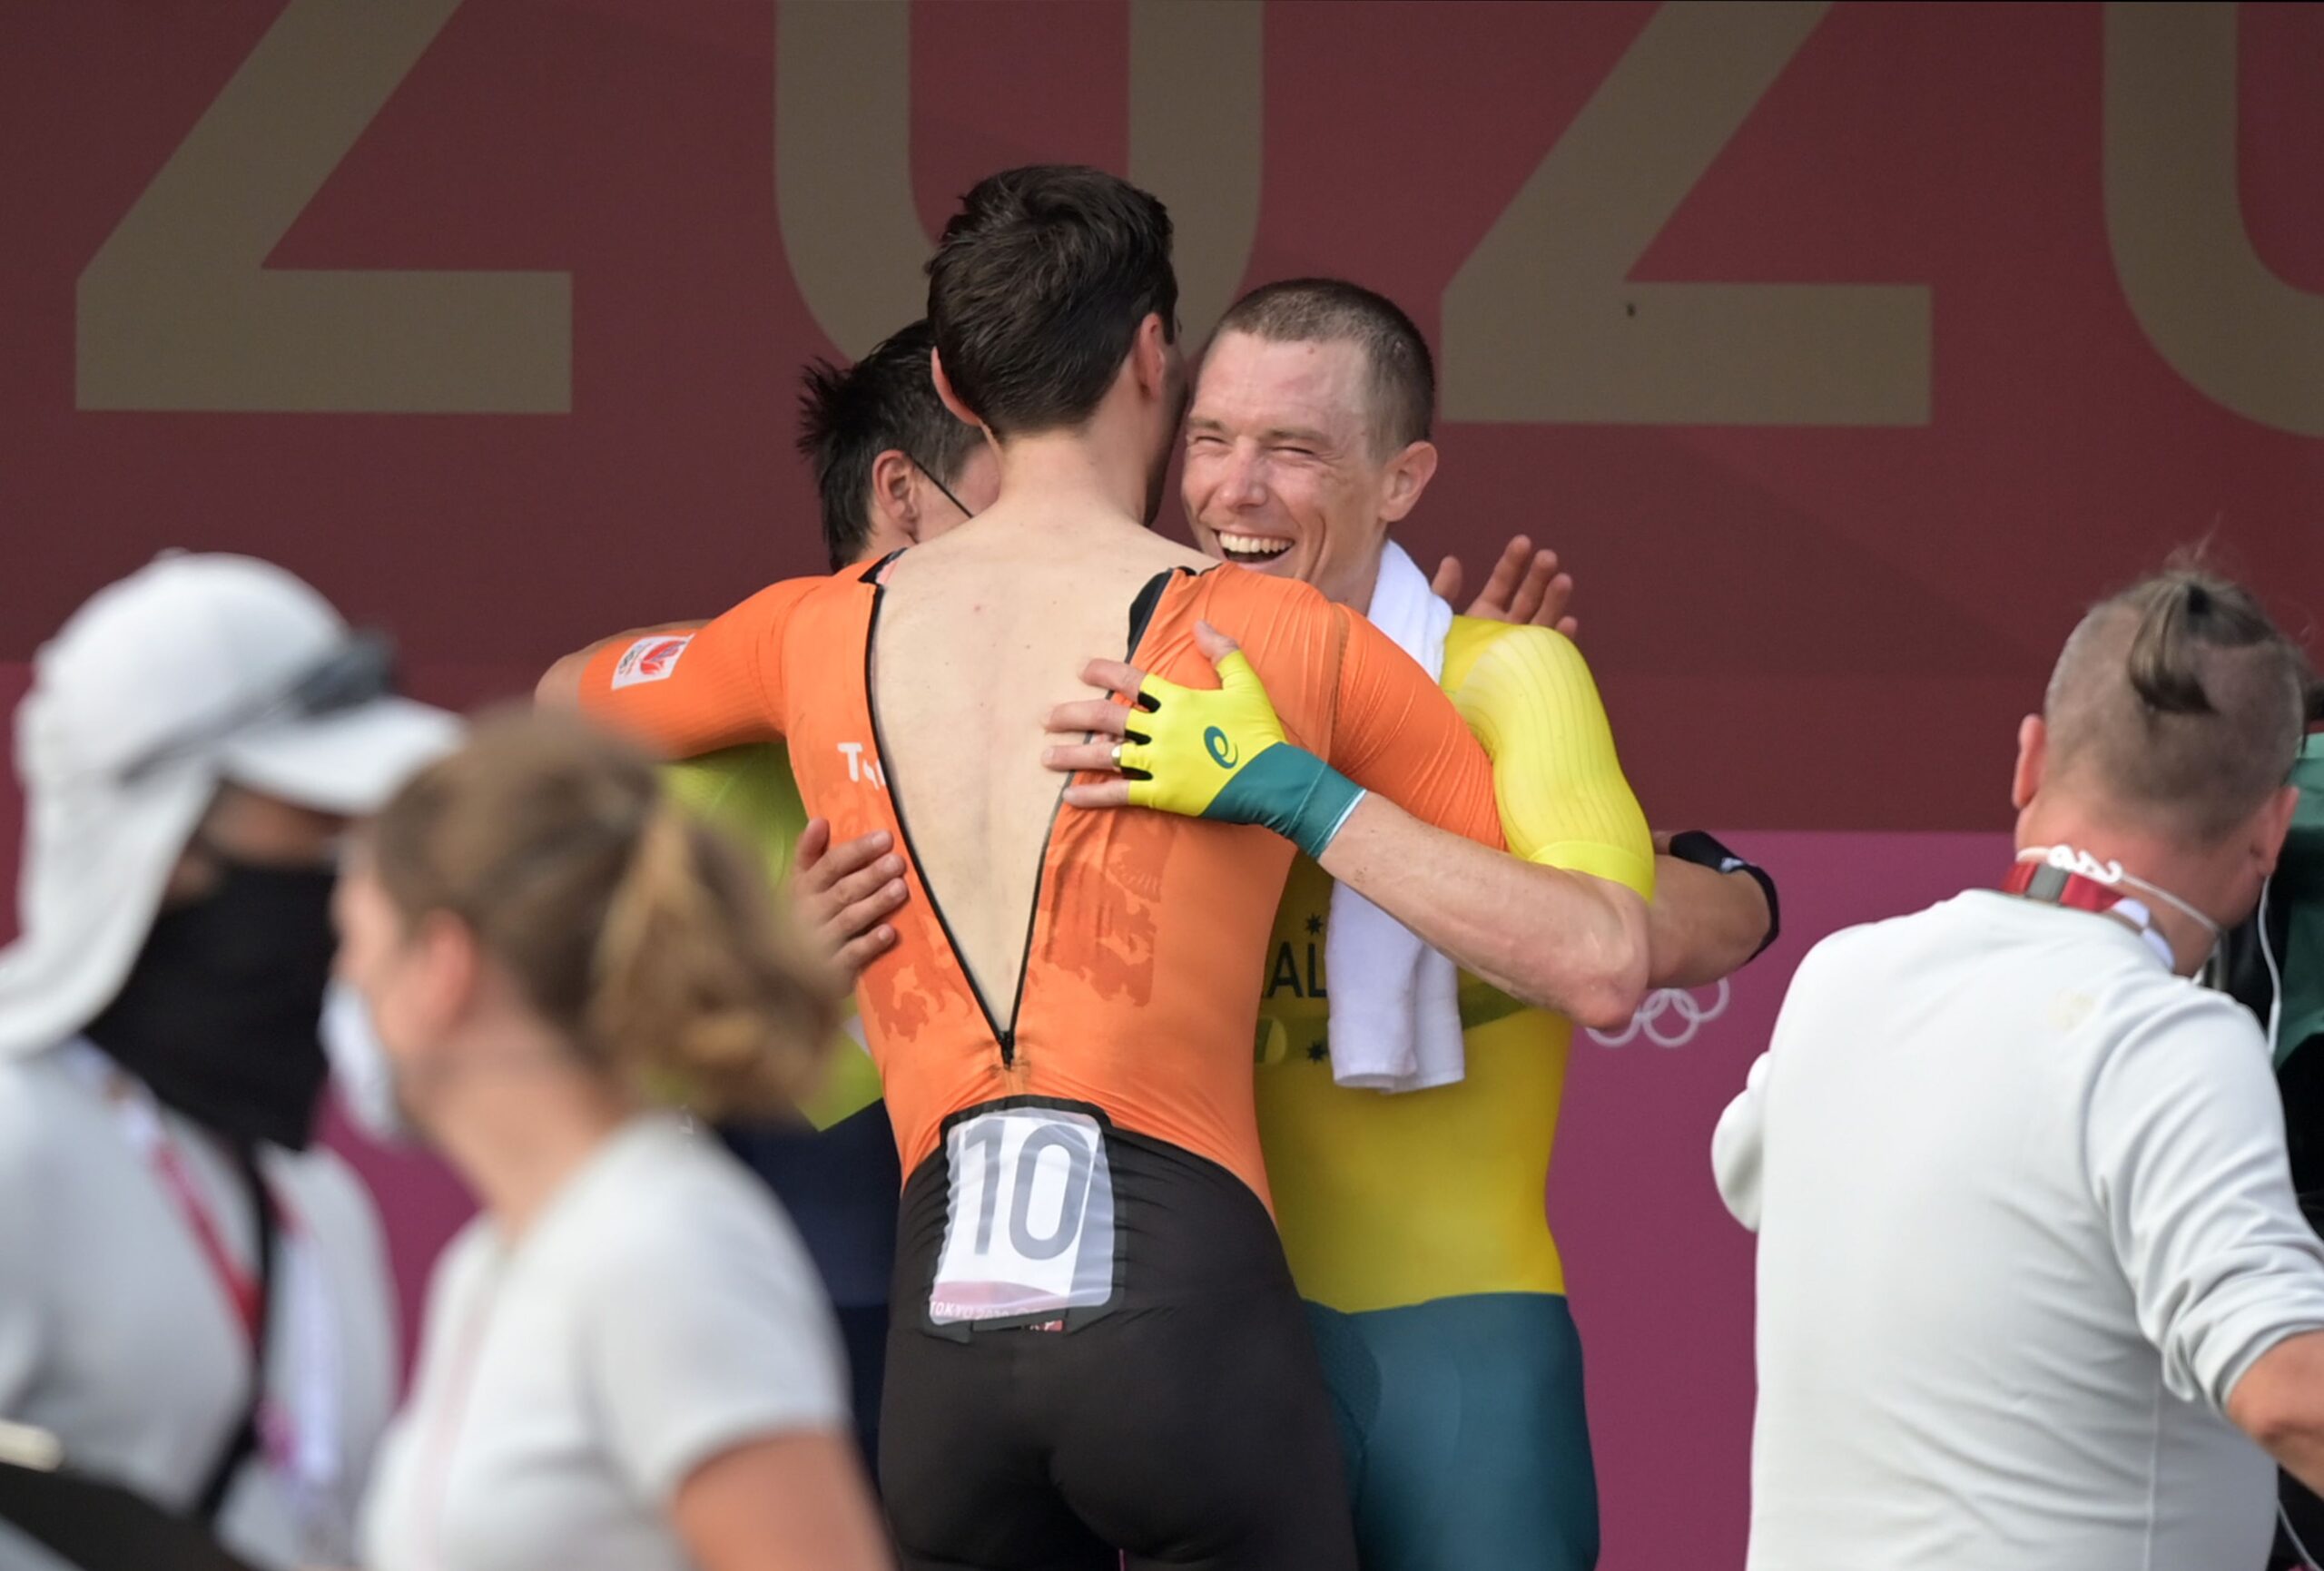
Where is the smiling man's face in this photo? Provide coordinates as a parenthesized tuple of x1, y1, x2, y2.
(1181, 330, 1400, 611)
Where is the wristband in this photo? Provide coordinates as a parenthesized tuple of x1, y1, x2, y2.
(1213, 747, 1366, 862)
(1115, 649, 1366, 859)
(1666, 830, 1781, 959)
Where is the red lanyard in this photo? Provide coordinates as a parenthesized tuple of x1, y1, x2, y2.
(75, 1046, 294, 1353)
(2002, 858, 2130, 916)
(2001, 856, 2177, 967)
(67, 1045, 344, 1556)
(144, 1134, 270, 1347)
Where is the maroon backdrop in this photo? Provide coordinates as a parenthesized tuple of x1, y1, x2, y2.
(4, 5, 2319, 1566)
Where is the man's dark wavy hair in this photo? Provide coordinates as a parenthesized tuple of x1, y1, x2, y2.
(926, 164, 1177, 438)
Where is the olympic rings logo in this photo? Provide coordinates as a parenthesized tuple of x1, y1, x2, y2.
(1587, 977, 1731, 1049)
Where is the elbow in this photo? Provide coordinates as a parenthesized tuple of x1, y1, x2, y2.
(2230, 1376, 2307, 1458)
(2234, 1399, 2291, 1457)
(1541, 901, 1651, 1032)
(2230, 1365, 2313, 1457)
(2225, 1330, 2324, 1463)
(1583, 890, 1655, 1030)
(537, 652, 586, 708)
(1567, 948, 1649, 1033)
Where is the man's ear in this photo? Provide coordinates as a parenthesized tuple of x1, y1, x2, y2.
(868, 449, 922, 543)
(2011, 714, 2046, 812)
(1131, 312, 1172, 398)
(931, 349, 982, 429)
(1377, 440, 1441, 525)
(2252, 781, 2302, 878)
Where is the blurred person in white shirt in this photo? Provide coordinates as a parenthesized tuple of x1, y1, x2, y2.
(1715, 562, 2324, 1571)
(0, 554, 458, 1567)
(339, 712, 889, 1571)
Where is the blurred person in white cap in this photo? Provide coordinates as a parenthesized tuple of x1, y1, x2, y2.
(0, 554, 458, 1568)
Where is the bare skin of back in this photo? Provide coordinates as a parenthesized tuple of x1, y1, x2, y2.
(532, 314, 1203, 1023)
(872, 504, 1210, 1026)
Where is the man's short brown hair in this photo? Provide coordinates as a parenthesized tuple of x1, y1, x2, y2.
(1213, 278, 1433, 457)
(2044, 557, 2311, 841)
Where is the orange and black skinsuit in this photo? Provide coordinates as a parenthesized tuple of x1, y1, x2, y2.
(581, 557, 1506, 1571)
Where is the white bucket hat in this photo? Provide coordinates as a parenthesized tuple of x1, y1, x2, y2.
(0, 554, 460, 1058)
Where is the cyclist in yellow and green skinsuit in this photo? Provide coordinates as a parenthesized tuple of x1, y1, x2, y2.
(1054, 280, 1779, 1571)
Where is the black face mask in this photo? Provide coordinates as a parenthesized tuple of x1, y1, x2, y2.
(83, 851, 339, 1151)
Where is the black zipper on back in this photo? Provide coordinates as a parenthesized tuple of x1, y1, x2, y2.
(862, 565, 1184, 1068)
(989, 568, 1181, 1059)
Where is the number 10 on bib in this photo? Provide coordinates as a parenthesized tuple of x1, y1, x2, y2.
(930, 1105, 1118, 1325)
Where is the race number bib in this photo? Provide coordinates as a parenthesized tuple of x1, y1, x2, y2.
(930, 1105, 1117, 1325)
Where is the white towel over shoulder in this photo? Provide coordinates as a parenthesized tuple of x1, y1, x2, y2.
(1324, 542, 1469, 1092)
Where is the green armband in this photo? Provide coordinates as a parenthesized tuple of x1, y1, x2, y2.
(1210, 746, 1365, 861)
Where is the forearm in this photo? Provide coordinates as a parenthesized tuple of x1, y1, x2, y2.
(1318, 792, 1649, 1028)
(2229, 1329, 2324, 1499)
(1649, 852, 1772, 989)
(537, 620, 708, 708)
(2272, 1420, 2324, 1506)
(675, 1431, 891, 1571)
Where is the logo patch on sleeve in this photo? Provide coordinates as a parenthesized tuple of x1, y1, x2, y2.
(611, 634, 692, 689)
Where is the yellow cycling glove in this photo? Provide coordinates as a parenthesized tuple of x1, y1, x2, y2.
(1116, 650, 1365, 861)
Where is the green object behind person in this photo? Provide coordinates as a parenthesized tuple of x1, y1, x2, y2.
(2273, 733, 2324, 1066)
(663, 743, 883, 1128)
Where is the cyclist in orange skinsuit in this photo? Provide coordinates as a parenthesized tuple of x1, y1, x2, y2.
(551, 165, 1640, 1571)
(575, 548, 1502, 1571)
(577, 555, 1501, 1228)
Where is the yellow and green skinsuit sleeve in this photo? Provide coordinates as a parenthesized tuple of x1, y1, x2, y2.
(663, 743, 883, 1128)
(1443, 616, 1654, 897)
(1442, 617, 1653, 1028)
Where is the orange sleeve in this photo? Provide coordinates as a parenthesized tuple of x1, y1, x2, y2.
(1322, 604, 1506, 851)
(575, 577, 819, 757)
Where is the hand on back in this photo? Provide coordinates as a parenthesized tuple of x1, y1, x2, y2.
(790, 820, 909, 985)
(1040, 621, 1362, 861)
